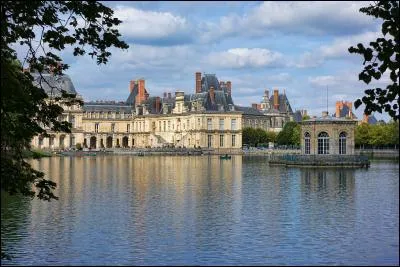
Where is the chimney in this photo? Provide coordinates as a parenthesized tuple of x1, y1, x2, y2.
(209, 86, 215, 103)
(273, 89, 279, 110)
(129, 80, 135, 93)
(155, 97, 161, 113)
(347, 102, 353, 118)
(195, 72, 202, 93)
(136, 79, 145, 106)
(265, 89, 269, 99)
(226, 81, 232, 95)
(335, 101, 341, 117)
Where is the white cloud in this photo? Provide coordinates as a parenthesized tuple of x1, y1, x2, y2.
(205, 48, 283, 68)
(308, 75, 338, 87)
(201, 1, 375, 42)
(114, 6, 191, 43)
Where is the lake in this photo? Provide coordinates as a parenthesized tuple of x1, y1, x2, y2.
(1, 155, 399, 265)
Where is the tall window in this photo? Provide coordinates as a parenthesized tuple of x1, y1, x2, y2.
(232, 134, 236, 147)
(231, 119, 237, 130)
(207, 118, 212, 130)
(71, 136, 75, 146)
(70, 116, 75, 128)
(318, 132, 329, 154)
(39, 137, 43, 147)
(127, 124, 130, 133)
(304, 132, 311, 154)
(208, 135, 212, 147)
(95, 123, 99, 133)
(111, 123, 115, 132)
(220, 135, 224, 147)
(339, 132, 347, 154)
(219, 119, 224, 130)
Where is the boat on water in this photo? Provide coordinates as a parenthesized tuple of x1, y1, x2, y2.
(220, 154, 231, 160)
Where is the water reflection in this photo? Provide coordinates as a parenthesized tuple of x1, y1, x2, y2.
(1, 156, 398, 265)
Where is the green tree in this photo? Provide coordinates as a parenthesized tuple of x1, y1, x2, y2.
(1, 1, 128, 204)
(276, 121, 299, 146)
(355, 123, 372, 147)
(348, 1, 399, 121)
(266, 131, 277, 144)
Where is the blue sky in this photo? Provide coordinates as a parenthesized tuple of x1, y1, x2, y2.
(17, 1, 392, 121)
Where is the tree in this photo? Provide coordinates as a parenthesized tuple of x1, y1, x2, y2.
(1, 2, 128, 203)
(348, 1, 399, 121)
(276, 121, 299, 146)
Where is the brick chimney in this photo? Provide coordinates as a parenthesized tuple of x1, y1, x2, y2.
(129, 80, 135, 93)
(195, 72, 202, 93)
(136, 79, 145, 105)
(273, 89, 279, 110)
(209, 86, 215, 103)
(335, 101, 342, 118)
(226, 81, 232, 95)
(155, 96, 161, 113)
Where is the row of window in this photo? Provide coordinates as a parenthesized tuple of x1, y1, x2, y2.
(207, 118, 237, 130)
(304, 131, 347, 155)
(85, 111, 131, 119)
(207, 134, 236, 147)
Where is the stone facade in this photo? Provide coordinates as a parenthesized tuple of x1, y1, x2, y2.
(300, 112, 357, 155)
(31, 71, 242, 152)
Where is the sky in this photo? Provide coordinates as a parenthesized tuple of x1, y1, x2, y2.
(15, 1, 392, 121)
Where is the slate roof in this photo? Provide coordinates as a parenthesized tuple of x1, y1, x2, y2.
(83, 102, 133, 113)
(31, 72, 77, 96)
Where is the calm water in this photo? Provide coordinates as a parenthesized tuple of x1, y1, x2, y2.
(1, 155, 399, 265)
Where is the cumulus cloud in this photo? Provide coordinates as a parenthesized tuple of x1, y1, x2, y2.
(292, 30, 383, 68)
(200, 1, 375, 42)
(205, 48, 283, 68)
(114, 6, 192, 45)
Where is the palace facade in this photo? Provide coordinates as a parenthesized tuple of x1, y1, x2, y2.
(31, 71, 295, 151)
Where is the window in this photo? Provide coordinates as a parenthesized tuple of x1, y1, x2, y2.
(71, 136, 75, 146)
(198, 118, 201, 128)
(168, 121, 171, 131)
(232, 134, 236, 147)
(219, 119, 224, 130)
(49, 136, 54, 146)
(207, 118, 212, 130)
(70, 116, 75, 128)
(39, 137, 43, 146)
(163, 121, 166, 131)
(208, 135, 212, 147)
(304, 132, 311, 154)
(111, 123, 115, 133)
(108, 112, 112, 119)
(231, 119, 237, 130)
(220, 135, 224, 147)
(159, 121, 161, 131)
(127, 124, 130, 133)
(339, 132, 347, 154)
(317, 132, 329, 154)
(95, 123, 99, 133)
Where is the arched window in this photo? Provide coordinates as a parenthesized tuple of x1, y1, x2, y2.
(304, 132, 311, 154)
(339, 132, 347, 154)
(318, 132, 329, 154)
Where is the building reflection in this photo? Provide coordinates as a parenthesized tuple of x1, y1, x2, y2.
(300, 168, 355, 195)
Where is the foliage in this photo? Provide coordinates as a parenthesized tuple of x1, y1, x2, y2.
(348, 1, 399, 121)
(276, 121, 300, 146)
(75, 143, 82, 150)
(355, 121, 399, 146)
(242, 127, 277, 147)
(1, 0, 128, 207)
(302, 115, 311, 121)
